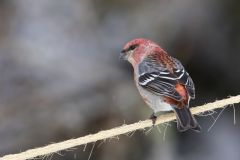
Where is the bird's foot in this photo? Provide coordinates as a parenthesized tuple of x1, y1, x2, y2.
(150, 113, 157, 126)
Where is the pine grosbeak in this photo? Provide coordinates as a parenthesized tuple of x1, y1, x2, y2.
(120, 38, 201, 132)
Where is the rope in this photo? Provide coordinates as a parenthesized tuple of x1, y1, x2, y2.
(1, 95, 240, 160)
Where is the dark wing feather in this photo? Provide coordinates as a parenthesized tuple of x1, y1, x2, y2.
(139, 72, 182, 100)
(172, 57, 195, 99)
(138, 54, 195, 100)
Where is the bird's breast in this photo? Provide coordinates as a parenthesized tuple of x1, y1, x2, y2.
(135, 82, 173, 113)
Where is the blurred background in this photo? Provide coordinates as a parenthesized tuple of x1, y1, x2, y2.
(0, 0, 240, 159)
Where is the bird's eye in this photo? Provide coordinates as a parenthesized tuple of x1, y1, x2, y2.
(128, 44, 138, 51)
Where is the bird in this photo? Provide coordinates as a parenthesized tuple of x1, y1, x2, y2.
(119, 38, 201, 132)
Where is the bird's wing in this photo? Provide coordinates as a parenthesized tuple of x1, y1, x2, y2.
(172, 57, 195, 99)
(138, 53, 195, 101)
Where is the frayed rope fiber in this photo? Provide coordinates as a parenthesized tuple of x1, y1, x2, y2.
(1, 95, 240, 160)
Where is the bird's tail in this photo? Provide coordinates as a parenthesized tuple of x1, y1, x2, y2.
(173, 107, 201, 132)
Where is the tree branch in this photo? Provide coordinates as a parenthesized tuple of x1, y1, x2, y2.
(1, 95, 240, 160)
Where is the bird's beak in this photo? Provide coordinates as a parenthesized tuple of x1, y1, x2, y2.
(119, 50, 127, 60)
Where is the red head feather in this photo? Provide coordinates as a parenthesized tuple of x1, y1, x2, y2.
(121, 38, 167, 66)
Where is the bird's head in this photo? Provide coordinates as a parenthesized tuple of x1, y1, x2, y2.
(120, 38, 160, 65)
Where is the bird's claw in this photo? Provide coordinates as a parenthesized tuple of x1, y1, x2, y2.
(150, 113, 157, 126)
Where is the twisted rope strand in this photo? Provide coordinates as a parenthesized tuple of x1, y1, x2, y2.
(1, 95, 240, 160)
